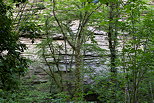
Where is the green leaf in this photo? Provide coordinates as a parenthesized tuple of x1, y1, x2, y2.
(80, 0, 86, 2)
(44, 0, 49, 2)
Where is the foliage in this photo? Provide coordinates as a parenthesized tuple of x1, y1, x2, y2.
(0, 82, 52, 103)
(0, 0, 28, 91)
(0, 0, 154, 102)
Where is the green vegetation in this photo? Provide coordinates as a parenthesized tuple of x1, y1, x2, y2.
(0, 0, 28, 91)
(0, 0, 153, 103)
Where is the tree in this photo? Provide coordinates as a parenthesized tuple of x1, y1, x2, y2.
(120, 0, 154, 102)
(36, 0, 103, 100)
(0, 0, 27, 91)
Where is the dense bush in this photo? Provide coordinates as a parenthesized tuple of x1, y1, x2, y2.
(0, 0, 28, 91)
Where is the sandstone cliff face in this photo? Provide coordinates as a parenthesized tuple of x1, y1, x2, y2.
(16, 0, 153, 83)
(13, 0, 110, 83)
(20, 31, 110, 83)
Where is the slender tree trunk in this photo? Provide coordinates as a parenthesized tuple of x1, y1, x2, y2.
(74, 44, 83, 100)
(107, 1, 119, 102)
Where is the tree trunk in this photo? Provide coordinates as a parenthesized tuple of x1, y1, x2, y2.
(107, 1, 119, 102)
(74, 45, 83, 100)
